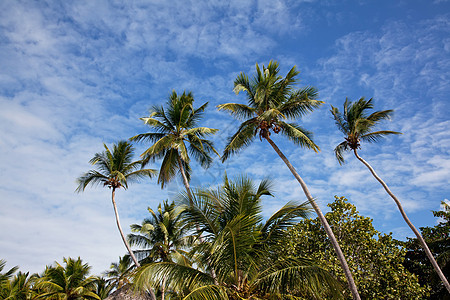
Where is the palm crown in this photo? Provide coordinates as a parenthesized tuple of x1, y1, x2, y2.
(330, 97, 401, 164)
(218, 60, 323, 161)
(76, 141, 156, 192)
(130, 90, 219, 188)
(135, 175, 340, 299)
(36, 257, 100, 300)
(128, 200, 192, 265)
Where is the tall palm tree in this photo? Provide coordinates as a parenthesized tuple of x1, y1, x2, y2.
(134, 175, 342, 299)
(128, 201, 193, 299)
(331, 97, 450, 293)
(36, 257, 100, 300)
(130, 90, 219, 201)
(217, 60, 361, 299)
(76, 141, 157, 267)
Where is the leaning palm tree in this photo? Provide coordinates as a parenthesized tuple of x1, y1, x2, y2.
(217, 60, 361, 299)
(76, 141, 157, 267)
(134, 175, 342, 299)
(331, 97, 450, 293)
(130, 90, 219, 202)
(36, 257, 100, 300)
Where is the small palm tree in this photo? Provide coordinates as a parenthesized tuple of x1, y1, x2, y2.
(130, 90, 219, 201)
(36, 257, 100, 300)
(128, 201, 192, 265)
(331, 97, 450, 293)
(104, 256, 133, 290)
(76, 141, 157, 267)
(128, 201, 193, 299)
(134, 175, 342, 299)
(94, 277, 114, 300)
(218, 60, 360, 299)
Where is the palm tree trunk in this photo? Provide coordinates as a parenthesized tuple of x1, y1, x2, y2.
(177, 155, 218, 283)
(353, 149, 450, 293)
(177, 156, 194, 204)
(111, 188, 141, 268)
(112, 190, 158, 300)
(266, 137, 361, 300)
(161, 277, 166, 300)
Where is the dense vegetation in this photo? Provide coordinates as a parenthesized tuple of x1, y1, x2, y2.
(2, 61, 448, 299)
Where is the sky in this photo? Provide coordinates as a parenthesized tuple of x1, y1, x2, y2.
(0, 0, 449, 276)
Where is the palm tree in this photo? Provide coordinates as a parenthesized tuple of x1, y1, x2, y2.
(128, 201, 193, 300)
(331, 97, 450, 293)
(104, 256, 134, 290)
(134, 175, 342, 299)
(128, 201, 192, 265)
(0, 260, 18, 287)
(0, 270, 36, 300)
(217, 60, 361, 299)
(76, 141, 157, 267)
(36, 257, 100, 300)
(130, 90, 219, 201)
(94, 277, 115, 300)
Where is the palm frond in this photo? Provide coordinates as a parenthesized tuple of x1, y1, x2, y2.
(222, 119, 258, 162)
(261, 201, 311, 243)
(360, 130, 402, 143)
(157, 148, 179, 188)
(280, 88, 322, 119)
(334, 141, 349, 165)
(182, 284, 229, 300)
(366, 109, 395, 123)
(255, 257, 343, 299)
(134, 262, 214, 293)
(141, 135, 176, 159)
(129, 132, 166, 143)
(278, 122, 320, 152)
(75, 171, 108, 192)
(216, 103, 255, 120)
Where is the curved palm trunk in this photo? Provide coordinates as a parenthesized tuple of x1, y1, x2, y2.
(354, 149, 450, 293)
(112, 190, 158, 300)
(266, 137, 361, 300)
(111, 188, 141, 268)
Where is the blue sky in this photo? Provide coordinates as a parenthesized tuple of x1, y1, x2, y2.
(1, 0, 449, 275)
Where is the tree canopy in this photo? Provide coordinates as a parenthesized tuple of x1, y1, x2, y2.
(280, 196, 428, 299)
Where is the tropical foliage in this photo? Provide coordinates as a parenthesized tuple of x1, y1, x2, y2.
(404, 201, 450, 299)
(104, 256, 134, 290)
(330, 97, 401, 164)
(76, 140, 157, 267)
(280, 196, 428, 299)
(128, 200, 192, 265)
(331, 97, 450, 293)
(130, 90, 218, 195)
(5, 59, 450, 300)
(217, 60, 321, 161)
(35, 257, 100, 300)
(218, 60, 361, 299)
(134, 175, 342, 299)
(0, 270, 36, 300)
